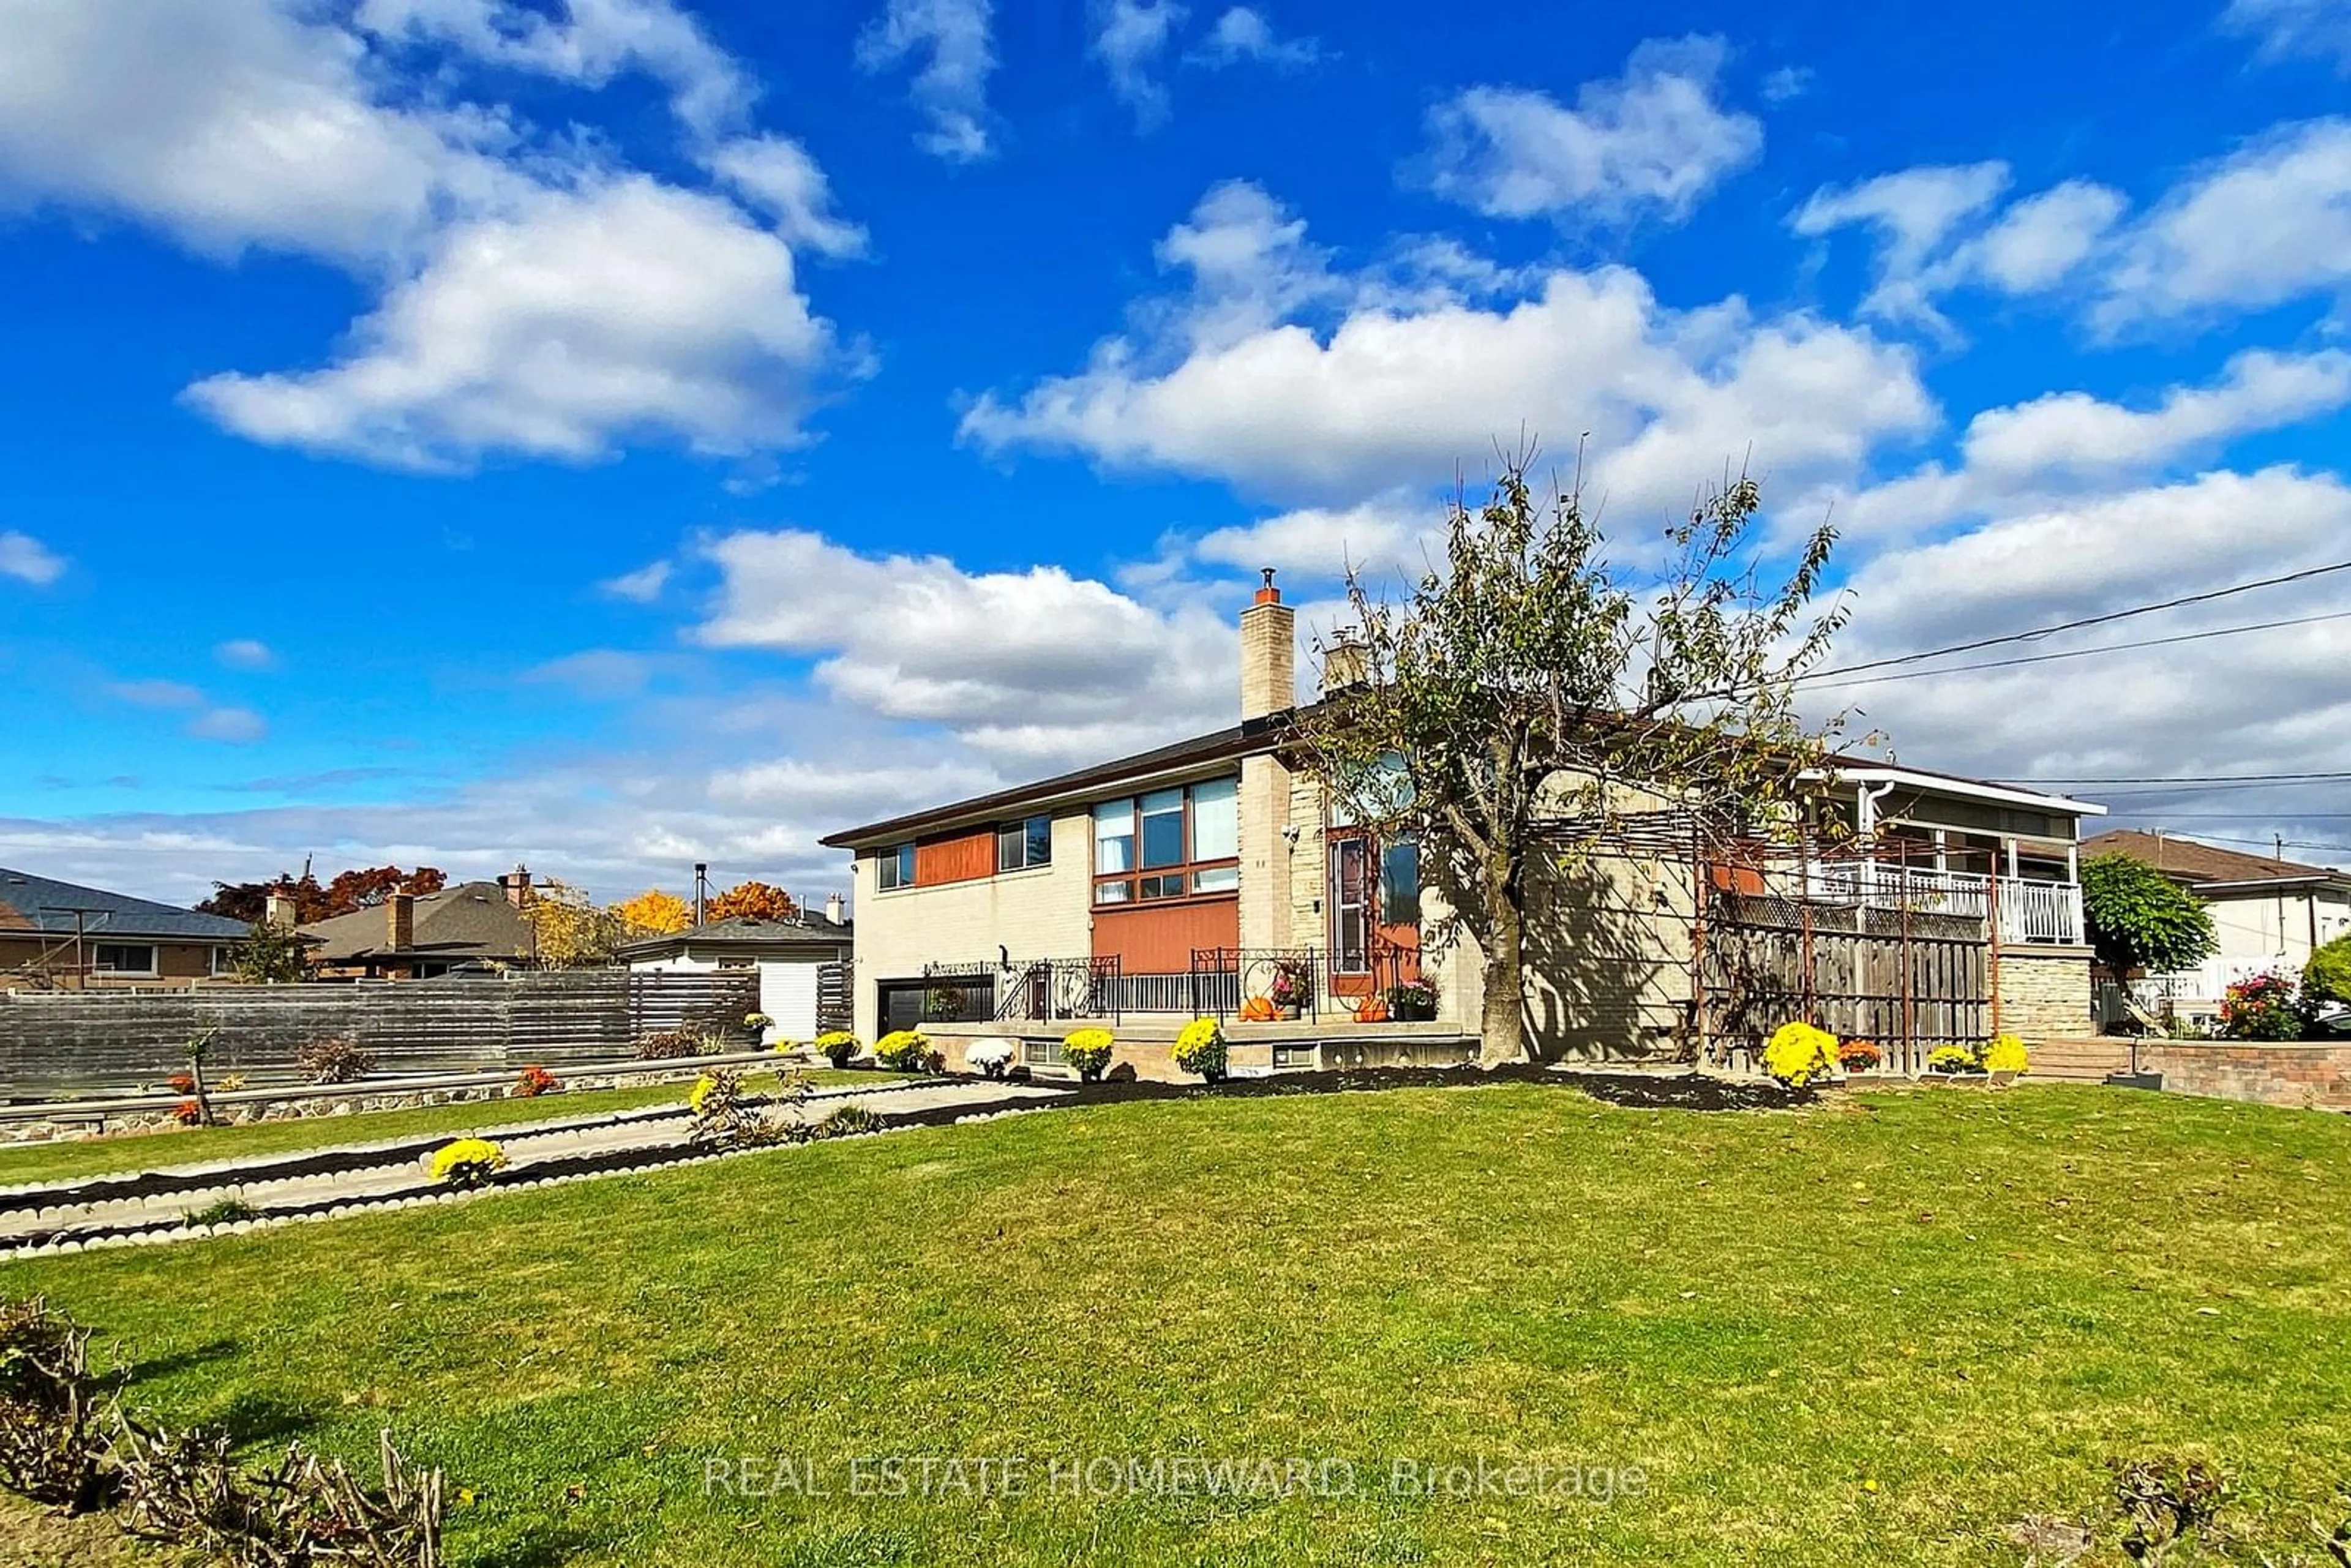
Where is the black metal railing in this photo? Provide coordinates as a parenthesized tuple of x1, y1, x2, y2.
(1188, 947, 1327, 1023)
(994, 957, 1123, 1026)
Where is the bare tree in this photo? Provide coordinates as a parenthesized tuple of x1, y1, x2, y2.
(1304, 446, 1852, 1065)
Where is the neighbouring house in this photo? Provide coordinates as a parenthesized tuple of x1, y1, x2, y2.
(299, 868, 539, 980)
(820, 576, 2107, 1076)
(617, 894, 853, 1043)
(0, 868, 252, 989)
(2083, 830, 2351, 1027)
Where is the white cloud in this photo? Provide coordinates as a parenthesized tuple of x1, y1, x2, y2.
(2095, 118, 2351, 329)
(857, 0, 998, 162)
(1193, 493, 1433, 583)
(0, 0, 858, 470)
(1970, 181, 2130, 293)
(1093, 0, 1188, 130)
(2221, 0, 2351, 72)
(702, 135, 867, 258)
(695, 528, 1240, 763)
(354, 0, 753, 138)
(1760, 66, 1812, 104)
(103, 677, 269, 744)
(184, 176, 846, 470)
(1820, 470, 2351, 806)
(1960, 348, 2351, 486)
(214, 639, 277, 670)
(962, 182, 1933, 516)
(0, 0, 510, 266)
(186, 706, 269, 745)
(1793, 162, 2132, 336)
(603, 560, 674, 601)
(1190, 7, 1318, 69)
(0, 530, 64, 586)
(1420, 37, 1763, 227)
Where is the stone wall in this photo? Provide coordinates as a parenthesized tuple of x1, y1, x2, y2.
(2132, 1040, 2351, 1111)
(1994, 945, 2094, 1043)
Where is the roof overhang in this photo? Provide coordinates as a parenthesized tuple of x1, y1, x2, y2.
(2191, 874, 2351, 894)
(1808, 764, 2107, 818)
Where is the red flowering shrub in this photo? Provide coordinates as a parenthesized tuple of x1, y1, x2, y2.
(2221, 970, 2308, 1041)
(165, 1071, 196, 1095)
(168, 1100, 204, 1127)
(1837, 1040, 1882, 1072)
(512, 1064, 561, 1098)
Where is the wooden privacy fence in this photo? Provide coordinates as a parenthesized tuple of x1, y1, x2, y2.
(1701, 893, 1989, 1076)
(0, 970, 762, 1096)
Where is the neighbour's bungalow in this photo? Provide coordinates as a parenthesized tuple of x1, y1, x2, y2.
(0, 867, 252, 989)
(2085, 830, 2351, 1027)
(299, 869, 538, 980)
(821, 577, 2106, 1077)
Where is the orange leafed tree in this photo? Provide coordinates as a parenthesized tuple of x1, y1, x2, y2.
(707, 880, 798, 922)
(613, 888, 692, 936)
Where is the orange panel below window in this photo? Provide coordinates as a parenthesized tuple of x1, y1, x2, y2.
(1092, 897, 1239, 974)
(916, 829, 995, 887)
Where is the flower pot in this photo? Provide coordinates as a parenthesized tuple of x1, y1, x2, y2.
(1275, 1004, 1301, 1021)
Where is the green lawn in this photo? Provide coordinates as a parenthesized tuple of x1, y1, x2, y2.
(0, 1069, 896, 1187)
(4, 1083, 2347, 1566)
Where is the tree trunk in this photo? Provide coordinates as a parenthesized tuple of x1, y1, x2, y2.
(1479, 854, 1528, 1066)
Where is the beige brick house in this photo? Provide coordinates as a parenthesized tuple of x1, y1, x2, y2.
(822, 577, 2105, 1072)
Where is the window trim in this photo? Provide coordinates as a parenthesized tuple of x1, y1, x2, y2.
(996, 814, 1053, 874)
(91, 942, 159, 977)
(1090, 778, 1242, 907)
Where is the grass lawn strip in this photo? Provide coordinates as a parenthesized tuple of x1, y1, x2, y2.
(4, 1082, 2346, 1566)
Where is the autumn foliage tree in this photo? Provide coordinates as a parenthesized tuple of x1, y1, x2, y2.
(613, 888, 693, 936)
(521, 879, 627, 968)
(1306, 449, 1850, 1065)
(199, 865, 447, 924)
(707, 880, 798, 923)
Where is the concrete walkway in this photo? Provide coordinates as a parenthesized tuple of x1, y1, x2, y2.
(0, 1078, 1067, 1251)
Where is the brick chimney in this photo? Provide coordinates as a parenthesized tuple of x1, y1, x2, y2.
(824, 892, 846, 926)
(1319, 631, 1369, 696)
(500, 864, 533, 908)
(1240, 568, 1296, 721)
(386, 888, 415, 953)
(263, 887, 298, 933)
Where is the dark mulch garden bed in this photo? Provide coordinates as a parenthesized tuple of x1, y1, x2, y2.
(914, 1062, 1816, 1119)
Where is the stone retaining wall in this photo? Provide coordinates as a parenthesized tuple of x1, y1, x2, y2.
(2132, 1040, 2351, 1111)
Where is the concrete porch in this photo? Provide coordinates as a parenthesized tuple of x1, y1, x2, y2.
(920, 1018, 1479, 1082)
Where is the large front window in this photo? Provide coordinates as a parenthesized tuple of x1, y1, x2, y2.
(93, 943, 156, 975)
(1093, 779, 1240, 904)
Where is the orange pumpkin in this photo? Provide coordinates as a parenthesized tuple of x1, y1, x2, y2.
(1354, 996, 1390, 1023)
(1239, 996, 1277, 1022)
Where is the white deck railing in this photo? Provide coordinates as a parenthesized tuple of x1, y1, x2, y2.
(1803, 863, 2083, 945)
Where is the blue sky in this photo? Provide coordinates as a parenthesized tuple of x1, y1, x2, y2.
(4, 0, 2351, 906)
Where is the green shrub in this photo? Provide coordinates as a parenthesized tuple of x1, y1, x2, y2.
(2081, 854, 2218, 976)
(181, 1198, 260, 1229)
(814, 1104, 885, 1138)
(1172, 1018, 1228, 1082)
(2304, 932, 2351, 1005)
(1062, 1027, 1115, 1081)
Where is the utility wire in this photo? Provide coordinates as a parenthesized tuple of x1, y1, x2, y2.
(1798, 555, 2351, 683)
(1802, 607, 2351, 691)
(2014, 770, 2351, 785)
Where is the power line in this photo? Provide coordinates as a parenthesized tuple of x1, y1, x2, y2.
(1800, 555, 2351, 683)
(2077, 778, 2351, 797)
(1802, 607, 2351, 691)
(2016, 771, 2351, 784)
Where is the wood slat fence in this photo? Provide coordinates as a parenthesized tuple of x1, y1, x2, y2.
(0, 970, 761, 1096)
(1702, 893, 1989, 1076)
